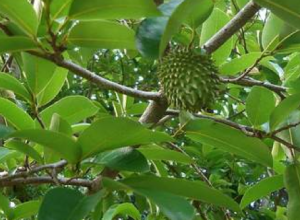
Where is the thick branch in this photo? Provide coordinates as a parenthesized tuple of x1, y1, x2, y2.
(203, 1, 261, 54)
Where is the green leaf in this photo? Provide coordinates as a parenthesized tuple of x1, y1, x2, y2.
(270, 92, 300, 131)
(103, 178, 195, 220)
(0, 0, 38, 35)
(200, 8, 233, 65)
(0, 73, 31, 101)
(22, 53, 57, 95)
(136, 0, 213, 59)
(40, 96, 99, 127)
(254, 0, 300, 29)
(49, 114, 73, 137)
(0, 148, 19, 164)
(284, 53, 300, 84)
(138, 148, 193, 164)
(49, 0, 73, 22)
(9, 130, 82, 163)
(0, 37, 38, 54)
(0, 125, 14, 139)
(0, 193, 12, 218)
(12, 200, 40, 220)
(38, 188, 104, 220)
(78, 117, 173, 159)
(186, 119, 273, 167)
(136, 16, 168, 59)
(37, 67, 68, 107)
(102, 203, 141, 220)
(159, 0, 213, 56)
(93, 147, 150, 173)
(0, 97, 35, 130)
(141, 190, 195, 220)
(184, 0, 214, 29)
(246, 86, 276, 126)
(284, 164, 300, 220)
(219, 52, 262, 75)
(262, 13, 284, 50)
(104, 175, 240, 212)
(240, 175, 284, 209)
(67, 21, 136, 49)
(5, 140, 43, 164)
(69, 0, 161, 20)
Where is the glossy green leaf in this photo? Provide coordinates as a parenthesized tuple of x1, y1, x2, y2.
(240, 175, 284, 209)
(0, 193, 12, 218)
(262, 13, 284, 50)
(103, 203, 141, 220)
(0, 97, 35, 130)
(0, 37, 38, 54)
(22, 53, 57, 95)
(0, 125, 14, 139)
(246, 86, 276, 126)
(12, 200, 40, 220)
(141, 190, 195, 220)
(136, 0, 213, 59)
(93, 147, 150, 173)
(186, 119, 273, 167)
(138, 148, 193, 164)
(184, 0, 213, 29)
(69, 0, 161, 20)
(0, 148, 19, 164)
(103, 178, 196, 220)
(136, 16, 168, 59)
(159, 0, 212, 56)
(49, 0, 73, 22)
(219, 52, 262, 75)
(9, 130, 81, 163)
(284, 53, 300, 84)
(5, 140, 43, 164)
(200, 8, 232, 65)
(78, 117, 173, 159)
(49, 113, 73, 137)
(38, 188, 104, 220)
(0, 73, 31, 101)
(67, 21, 136, 49)
(104, 175, 240, 212)
(270, 92, 300, 131)
(0, 0, 38, 35)
(37, 67, 68, 107)
(40, 96, 99, 127)
(44, 114, 73, 163)
(284, 164, 300, 220)
(254, 0, 300, 29)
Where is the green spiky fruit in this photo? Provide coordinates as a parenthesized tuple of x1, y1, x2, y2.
(158, 48, 220, 112)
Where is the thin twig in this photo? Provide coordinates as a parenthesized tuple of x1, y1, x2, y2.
(270, 121, 300, 136)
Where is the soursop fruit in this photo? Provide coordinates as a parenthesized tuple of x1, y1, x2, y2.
(158, 48, 220, 112)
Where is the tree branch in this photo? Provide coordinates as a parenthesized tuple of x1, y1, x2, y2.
(0, 176, 94, 188)
(0, 160, 67, 182)
(29, 52, 161, 101)
(220, 77, 286, 94)
(203, 1, 261, 54)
